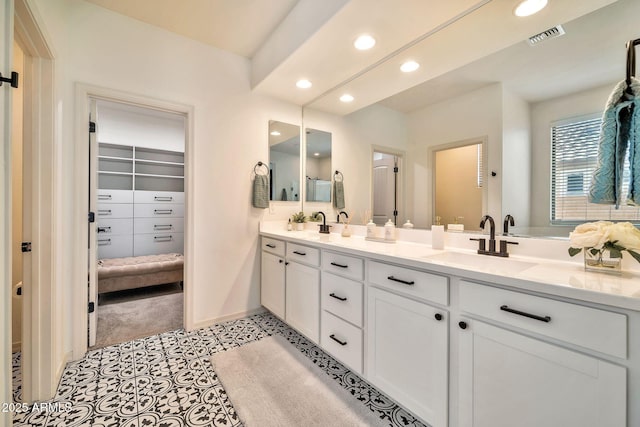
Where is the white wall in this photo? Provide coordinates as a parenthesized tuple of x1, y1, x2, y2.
(33, 0, 302, 362)
(530, 83, 613, 227)
(408, 84, 503, 229)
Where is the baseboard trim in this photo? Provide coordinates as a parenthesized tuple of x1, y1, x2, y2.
(189, 307, 267, 331)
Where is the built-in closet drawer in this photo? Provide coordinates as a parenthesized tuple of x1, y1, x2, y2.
(134, 203, 184, 218)
(286, 243, 320, 267)
(321, 272, 363, 327)
(134, 190, 185, 204)
(97, 203, 133, 219)
(97, 235, 133, 259)
(322, 251, 364, 281)
(368, 261, 448, 306)
(134, 232, 184, 256)
(134, 217, 184, 234)
(97, 218, 133, 236)
(262, 237, 285, 257)
(459, 280, 627, 359)
(321, 311, 363, 374)
(97, 189, 133, 204)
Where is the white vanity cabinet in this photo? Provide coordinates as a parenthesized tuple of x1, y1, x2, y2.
(260, 237, 286, 319)
(367, 262, 449, 427)
(457, 280, 627, 427)
(285, 242, 321, 343)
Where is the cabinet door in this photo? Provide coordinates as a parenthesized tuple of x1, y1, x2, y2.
(261, 251, 285, 319)
(286, 261, 320, 343)
(367, 287, 448, 427)
(458, 319, 626, 427)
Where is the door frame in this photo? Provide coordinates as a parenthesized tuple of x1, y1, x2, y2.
(72, 84, 195, 359)
(371, 145, 405, 226)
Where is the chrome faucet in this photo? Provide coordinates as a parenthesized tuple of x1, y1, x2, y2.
(503, 214, 515, 236)
(316, 211, 331, 234)
(337, 211, 349, 223)
(471, 214, 518, 257)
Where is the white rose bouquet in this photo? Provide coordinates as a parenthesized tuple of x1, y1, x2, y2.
(568, 221, 640, 263)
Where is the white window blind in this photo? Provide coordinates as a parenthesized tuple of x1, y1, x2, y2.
(477, 143, 483, 188)
(551, 115, 640, 223)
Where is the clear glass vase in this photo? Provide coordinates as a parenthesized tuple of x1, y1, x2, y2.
(583, 248, 622, 274)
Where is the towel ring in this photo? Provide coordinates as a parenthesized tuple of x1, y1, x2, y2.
(334, 170, 344, 182)
(254, 161, 269, 176)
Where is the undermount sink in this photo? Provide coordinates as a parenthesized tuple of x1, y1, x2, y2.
(425, 251, 536, 275)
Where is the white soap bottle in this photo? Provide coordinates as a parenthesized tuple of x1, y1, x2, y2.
(384, 219, 396, 241)
(403, 219, 414, 229)
(366, 219, 376, 238)
(431, 216, 445, 250)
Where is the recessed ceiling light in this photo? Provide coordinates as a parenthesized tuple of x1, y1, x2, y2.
(354, 35, 376, 50)
(296, 79, 312, 89)
(400, 61, 420, 73)
(339, 94, 354, 103)
(314, 152, 320, 156)
(270, 131, 281, 136)
(514, 0, 548, 17)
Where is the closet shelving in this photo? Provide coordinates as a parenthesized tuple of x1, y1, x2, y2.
(98, 143, 184, 192)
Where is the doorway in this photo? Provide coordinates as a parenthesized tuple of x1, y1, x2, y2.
(89, 98, 187, 349)
(372, 149, 404, 226)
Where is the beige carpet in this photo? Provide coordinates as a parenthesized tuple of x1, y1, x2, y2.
(210, 335, 387, 427)
(94, 283, 183, 348)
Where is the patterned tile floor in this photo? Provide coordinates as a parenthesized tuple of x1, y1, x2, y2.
(12, 312, 427, 426)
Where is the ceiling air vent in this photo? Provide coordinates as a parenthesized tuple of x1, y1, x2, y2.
(527, 25, 565, 46)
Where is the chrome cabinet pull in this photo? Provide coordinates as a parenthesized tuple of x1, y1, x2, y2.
(330, 262, 348, 268)
(154, 209, 173, 215)
(329, 293, 347, 302)
(387, 275, 415, 285)
(329, 334, 347, 346)
(154, 196, 173, 201)
(153, 224, 172, 231)
(98, 209, 112, 215)
(98, 194, 112, 200)
(97, 238, 111, 245)
(293, 250, 306, 256)
(500, 305, 551, 323)
(154, 235, 173, 242)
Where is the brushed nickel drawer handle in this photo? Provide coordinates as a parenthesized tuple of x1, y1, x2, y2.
(98, 194, 112, 200)
(330, 262, 348, 268)
(153, 224, 172, 230)
(97, 226, 111, 233)
(154, 196, 173, 201)
(387, 275, 415, 285)
(97, 238, 111, 245)
(329, 334, 347, 346)
(98, 209, 112, 215)
(154, 235, 173, 242)
(329, 293, 347, 302)
(154, 209, 173, 215)
(500, 305, 551, 323)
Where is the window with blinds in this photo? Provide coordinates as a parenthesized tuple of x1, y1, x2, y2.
(551, 115, 640, 223)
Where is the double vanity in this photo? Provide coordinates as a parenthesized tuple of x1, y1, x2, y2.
(260, 222, 639, 427)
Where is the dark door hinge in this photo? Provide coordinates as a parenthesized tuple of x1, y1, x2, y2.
(21, 242, 32, 253)
(393, 166, 399, 173)
(89, 121, 96, 133)
(0, 71, 19, 88)
(88, 302, 95, 313)
(88, 212, 95, 223)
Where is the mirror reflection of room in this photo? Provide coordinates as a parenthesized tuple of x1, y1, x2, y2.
(269, 120, 301, 202)
(305, 128, 332, 203)
(372, 151, 403, 226)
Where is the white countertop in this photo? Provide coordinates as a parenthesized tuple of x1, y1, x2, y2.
(260, 223, 640, 312)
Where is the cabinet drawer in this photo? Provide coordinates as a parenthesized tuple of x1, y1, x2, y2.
(134, 217, 184, 234)
(134, 190, 184, 204)
(321, 311, 363, 374)
(459, 281, 627, 359)
(133, 232, 184, 256)
(97, 235, 133, 259)
(322, 251, 364, 281)
(368, 261, 448, 306)
(97, 189, 133, 204)
(321, 272, 363, 327)
(97, 203, 133, 219)
(262, 237, 285, 257)
(134, 203, 184, 218)
(287, 243, 320, 267)
(97, 218, 133, 236)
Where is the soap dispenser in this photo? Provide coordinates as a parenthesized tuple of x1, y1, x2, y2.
(403, 220, 414, 229)
(384, 219, 396, 241)
(366, 219, 376, 238)
(432, 216, 445, 250)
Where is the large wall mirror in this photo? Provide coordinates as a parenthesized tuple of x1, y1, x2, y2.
(302, 0, 636, 237)
(269, 120, 301, 202)
(305, 128, 332, 203)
